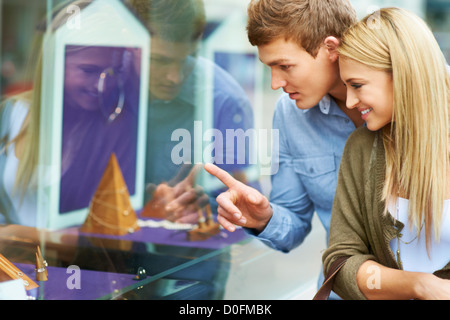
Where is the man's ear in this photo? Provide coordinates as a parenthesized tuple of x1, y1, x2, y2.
(323, 36, 340, 62)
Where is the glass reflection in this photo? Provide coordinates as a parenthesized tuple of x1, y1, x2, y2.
(60, 45, 140, 213)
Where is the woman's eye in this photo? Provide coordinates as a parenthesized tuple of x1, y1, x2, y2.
(280, 65, 292, 71)
(351, 83, 362, 89)
(79, 66, 102, 74)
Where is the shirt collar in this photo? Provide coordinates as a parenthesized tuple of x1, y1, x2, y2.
(319, 94, 331, 114)
(301, 94, 331, 114)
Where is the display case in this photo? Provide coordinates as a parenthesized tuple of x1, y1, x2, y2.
(0, 215, 326, 300)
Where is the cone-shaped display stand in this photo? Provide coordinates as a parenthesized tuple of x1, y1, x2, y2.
(0, 253, 38, 291)
(80, 154, 140, 236)
(35, 246, 48, 281)
(35, 253, 47, 282)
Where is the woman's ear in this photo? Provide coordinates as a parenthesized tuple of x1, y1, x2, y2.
(324, 36, 340, 62)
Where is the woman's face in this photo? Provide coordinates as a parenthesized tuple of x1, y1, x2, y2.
(339, 57, 394, 131)
(64, 47, 124, 111)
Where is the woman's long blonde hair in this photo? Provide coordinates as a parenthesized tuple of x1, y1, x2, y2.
(0, 0, 93, 197)
(339, 7, 450, 251)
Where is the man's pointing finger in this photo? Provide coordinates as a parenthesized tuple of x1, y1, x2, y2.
(204, 163, 238, 189)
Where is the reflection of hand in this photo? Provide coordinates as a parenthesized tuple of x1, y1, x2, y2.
(204, 163, 272, 233)
(149, 165, 209, 224)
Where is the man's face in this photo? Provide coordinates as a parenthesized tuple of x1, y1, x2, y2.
(258, 38, 341, 110)
(149, 37, 198, 101)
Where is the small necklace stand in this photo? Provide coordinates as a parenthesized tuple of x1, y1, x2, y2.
(0, 253, 38, 291)
(187, 204, 220, 241)
(35, 246, 48, 282)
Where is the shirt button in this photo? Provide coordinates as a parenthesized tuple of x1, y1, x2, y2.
(309, 168, 314, 173)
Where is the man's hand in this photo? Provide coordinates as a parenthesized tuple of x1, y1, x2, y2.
(204, 163, 273, 232)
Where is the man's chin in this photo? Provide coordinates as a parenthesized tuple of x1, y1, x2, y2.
(151, 92, 179, 102)
(294, 99, 315, 111)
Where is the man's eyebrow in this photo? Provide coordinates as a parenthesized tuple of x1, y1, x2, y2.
(260, 58, 291, 67)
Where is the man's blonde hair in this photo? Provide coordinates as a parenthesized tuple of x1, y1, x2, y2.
(247, 0, 357, 57)
(339, 7, 450, 251)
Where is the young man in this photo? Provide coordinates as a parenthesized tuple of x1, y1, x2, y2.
(205, 0, 363, 253)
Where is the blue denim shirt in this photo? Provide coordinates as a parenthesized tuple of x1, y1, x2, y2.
(255, 93, 356, 253)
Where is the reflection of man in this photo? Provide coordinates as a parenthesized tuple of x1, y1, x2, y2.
(128, 0, 255, 223)
(124, 0, 254, 300)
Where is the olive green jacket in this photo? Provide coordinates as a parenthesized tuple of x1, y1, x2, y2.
(322, 126, 450, 300)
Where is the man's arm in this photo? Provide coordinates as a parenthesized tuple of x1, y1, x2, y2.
(204, 103, 315, 253)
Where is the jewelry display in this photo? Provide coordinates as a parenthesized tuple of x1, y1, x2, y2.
(80, 153, 140, 236)
(137, 219, 194, 230)
(0, 253, 38, 291)
(35, 246, 48, 281)
(133, 267, 147, 281)
(98, 67, 125, 123)
(187, 204, 220, 241)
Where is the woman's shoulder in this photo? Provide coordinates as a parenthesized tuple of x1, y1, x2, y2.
(349, 125, 377, 140)
(1, 96, 30, 137)
(1, 96, 30, 117)
(342, 126, 381, 168)
(346, 126, 378, 149)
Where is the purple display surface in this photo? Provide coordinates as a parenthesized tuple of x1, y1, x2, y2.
(14, 218, 249, 300)
(18, 263, 136, 300)
(63, 217, 248, 250)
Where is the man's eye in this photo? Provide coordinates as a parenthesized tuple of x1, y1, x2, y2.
(280, 65, 292, 71)
(351, 83, 362, 89)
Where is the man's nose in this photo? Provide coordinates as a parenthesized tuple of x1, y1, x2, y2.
(166, 63, 185, 85)
(270, 69, 287, 90)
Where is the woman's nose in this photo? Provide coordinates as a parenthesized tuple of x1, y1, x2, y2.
(346, 90, 359, 109)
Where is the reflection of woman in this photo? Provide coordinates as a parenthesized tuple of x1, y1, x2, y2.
(0, 2, 141, 225)
(60, 45, 139, 213)
(323, 8, 450, 300)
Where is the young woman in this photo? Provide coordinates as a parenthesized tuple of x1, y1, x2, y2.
(323, 7, 450, 300)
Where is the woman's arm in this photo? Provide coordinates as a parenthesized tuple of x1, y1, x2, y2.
(357, 260, 450, 300)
